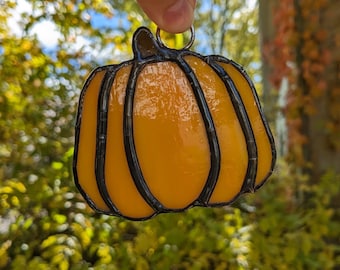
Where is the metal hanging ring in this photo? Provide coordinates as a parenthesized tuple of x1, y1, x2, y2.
(156, 25, 195, 50)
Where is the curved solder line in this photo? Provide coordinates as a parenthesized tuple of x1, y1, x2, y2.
(73, 66, 114, 215)
(123, 61, 166, 213)
(174, 53, 221, 206)
(95, 68, 122, 215)
(210, 55, 276, 190)
(206, 56, 258, 194)
(124, 27, 218, 213)
(131, 26, 221, 209)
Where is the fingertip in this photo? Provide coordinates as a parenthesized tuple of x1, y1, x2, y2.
(161, 0, 196, 33)
(137, 0, 196, 34)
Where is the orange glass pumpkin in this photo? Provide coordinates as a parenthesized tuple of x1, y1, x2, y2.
(73, 27, 276, 220)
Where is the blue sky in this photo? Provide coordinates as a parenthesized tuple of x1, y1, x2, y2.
(8, 0, 259, 62)
(89, 9, 131, 30)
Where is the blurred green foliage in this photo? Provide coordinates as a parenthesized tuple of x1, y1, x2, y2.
(249, 162, 340, 269)
(1, 0, 339, 269)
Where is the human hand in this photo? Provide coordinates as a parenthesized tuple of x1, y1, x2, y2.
(136, 0, 196, 34)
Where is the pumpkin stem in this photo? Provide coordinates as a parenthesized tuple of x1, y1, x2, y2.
(132, 27, 162, 60)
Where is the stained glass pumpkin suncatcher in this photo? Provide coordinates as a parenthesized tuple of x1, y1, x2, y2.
(73, 27, 276, 220)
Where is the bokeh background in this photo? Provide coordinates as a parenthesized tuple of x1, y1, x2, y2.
(1, 0, 339, 269)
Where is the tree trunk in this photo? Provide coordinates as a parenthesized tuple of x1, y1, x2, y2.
(258, 0, 277, 119)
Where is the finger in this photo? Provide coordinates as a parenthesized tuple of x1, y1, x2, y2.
(137, 0, 196, 34)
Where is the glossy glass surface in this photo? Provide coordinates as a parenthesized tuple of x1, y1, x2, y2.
(105, 65, 155, 218)
(184, 56, 248, 204)
(134, 61, 210, 209)
(217, 61, 273, 186)
(77, 70, 109, 211)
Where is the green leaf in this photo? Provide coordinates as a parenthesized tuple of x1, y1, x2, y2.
(52, 162, 64, 170)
